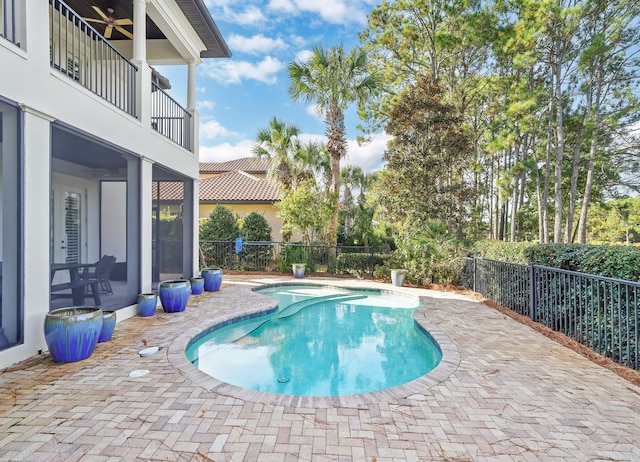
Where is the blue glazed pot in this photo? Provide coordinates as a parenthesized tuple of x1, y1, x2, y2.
(98, 311, 117, 342)
(190, 277, 204, 295)
(44, 307, 103, 363)
(201, 268, 223, 291)
(137, 293, 158, 317)
(158, 279, 191, 313)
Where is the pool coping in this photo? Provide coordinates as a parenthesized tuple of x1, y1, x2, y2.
(167, 280, 461, 408)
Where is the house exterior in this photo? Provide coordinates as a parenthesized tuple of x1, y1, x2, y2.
(198, 158, 291, 240)
(0, 0, 230, 368)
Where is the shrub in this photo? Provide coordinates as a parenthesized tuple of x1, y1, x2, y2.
(238, 212, 273, 271)
(335, 253, 386, 277)
(276, 244, 316, 273)
(200, 205, 240, 241)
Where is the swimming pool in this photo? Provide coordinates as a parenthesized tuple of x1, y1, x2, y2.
(186, 284, 443, 397)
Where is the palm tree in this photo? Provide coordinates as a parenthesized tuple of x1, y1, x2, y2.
(253, 117, 300, 190)
(288, 44, 378, 246)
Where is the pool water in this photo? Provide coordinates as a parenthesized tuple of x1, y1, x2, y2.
(186, 285, 442, 396)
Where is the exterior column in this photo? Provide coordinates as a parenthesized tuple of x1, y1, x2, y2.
(132, 0, 150, 124)
(21, 106, 54, 357)
(132, 0, 147, 63)
(187, 61, 197, 112)
(139, 157, 154, 294)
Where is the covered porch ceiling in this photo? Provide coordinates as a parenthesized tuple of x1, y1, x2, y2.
(62, 0, 231, 60)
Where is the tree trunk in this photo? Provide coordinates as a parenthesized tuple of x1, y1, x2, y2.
(325, 103, 346, 247)
(553, 57, 566, 244)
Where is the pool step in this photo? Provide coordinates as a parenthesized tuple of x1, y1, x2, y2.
(225, 294, 366, 343)
(276, 294, 368, 319)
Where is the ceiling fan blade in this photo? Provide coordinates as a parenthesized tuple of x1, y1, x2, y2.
(83, 17, 106, 24)
(104, 25, 113, 39)
(115, 26, 133, 39)
(115, 18, 133, 26)
(92, 5, 109, 20)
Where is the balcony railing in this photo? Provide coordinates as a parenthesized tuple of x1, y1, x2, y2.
(49, 0, 137, 117)
(1, 0, 18, 45)
(151, 81, 193, 151)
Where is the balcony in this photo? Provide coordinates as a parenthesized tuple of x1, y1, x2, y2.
(50, 0, 137, 117)
(151, 82, 193, 151)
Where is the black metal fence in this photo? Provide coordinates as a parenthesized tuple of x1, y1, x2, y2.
(460, 257, 640, 371)
(199, 241, 391, 276)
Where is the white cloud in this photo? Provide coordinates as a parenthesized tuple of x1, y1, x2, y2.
(305, 104, 323, 120)
(295, 49, 314, 63)
(200, 139, 256, 163)
(200, 120, 239, 140)
(197, 100, 215, 111)
(227, 33, 288, 55)
(200, 134, 389, 172)
(295, 132, 391, 172)
(267, 0, 368, 25)
(203, 2, 266, 25)
(201, 56, 284, 85)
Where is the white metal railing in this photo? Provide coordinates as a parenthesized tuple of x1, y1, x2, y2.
(151, 81, 193, 151)
(0, 0, 18, 45)
(49, 0, 137, 117)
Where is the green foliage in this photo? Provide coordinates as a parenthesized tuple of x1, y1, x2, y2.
(335, 253, 387, 277)
(241, 212, 272, 241)
(392, 220, 467, 285)
(200, 205, 240, 241)
(276, 244, 316, 273)
(378, 76, 472, 234)
(472, 241, 536, 264)
(524, 244, 640, 281)
(276, 181, 332, 244)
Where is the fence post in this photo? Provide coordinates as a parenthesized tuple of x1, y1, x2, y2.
(370, 246, 374, 277)
(529, 264, 536, 321)
(473, 257, 477, 293)
(228, 241, 233, 270)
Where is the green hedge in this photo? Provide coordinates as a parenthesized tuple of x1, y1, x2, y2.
(335, 253, 386, 277)
(473, 241, 640, 281)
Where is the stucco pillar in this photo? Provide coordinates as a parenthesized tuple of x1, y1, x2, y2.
(132, 0, 147, 63)
(187, 61, 197, 112)
(139, 157, 154, 294)
(21, 106, 54, 357)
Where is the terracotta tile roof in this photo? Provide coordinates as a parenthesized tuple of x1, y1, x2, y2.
(200, 171, 280, 202)
(152, 170, 280, 202)
(152, 181, 184, 201)
(200, 157, 271, 174)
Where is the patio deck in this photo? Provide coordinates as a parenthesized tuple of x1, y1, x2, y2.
(1, 275, 639, 461)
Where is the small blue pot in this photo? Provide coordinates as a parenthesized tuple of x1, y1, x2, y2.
(137, 293, 158, 317)
(98, 311, 117, 342)
(190, 277, 204, 295)
(158, 279, 191, 313)
(201, 268, 223, 291)
(44, 307, 103, 363)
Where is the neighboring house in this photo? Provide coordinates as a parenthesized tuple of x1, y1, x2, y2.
(198, 157, 296, 240)
(0, 1, 230, 368)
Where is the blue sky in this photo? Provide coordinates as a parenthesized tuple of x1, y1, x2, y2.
(159, 0, 390, 172)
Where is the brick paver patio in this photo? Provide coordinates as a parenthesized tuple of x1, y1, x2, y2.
(1, 275, 639, 461)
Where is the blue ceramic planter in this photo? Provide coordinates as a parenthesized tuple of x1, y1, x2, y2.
(201, 268, 223, 291)
(44, 307, 103, 363)
(137, 293, 158, 317)
(158, 279, 191, 313)
(98, 311, 116, 342)
(190, 277, 204, 295)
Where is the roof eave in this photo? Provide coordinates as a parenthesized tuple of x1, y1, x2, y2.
(176, 0, 232, 59)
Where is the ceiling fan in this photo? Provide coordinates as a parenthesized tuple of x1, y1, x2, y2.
(83, 6, 133, 39)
